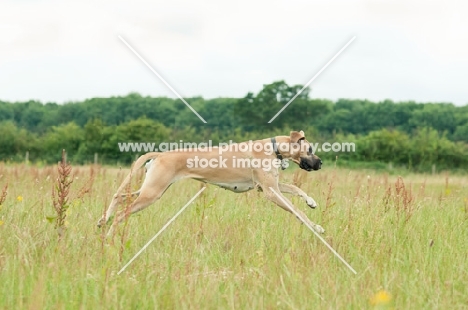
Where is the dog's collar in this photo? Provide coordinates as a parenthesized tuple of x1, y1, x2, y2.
(271, 137, 287, 170)
(270, 137, 283, 160)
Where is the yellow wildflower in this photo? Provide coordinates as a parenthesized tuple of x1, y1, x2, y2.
(370, 290, 392, 306)
(17, 196, 23, 202)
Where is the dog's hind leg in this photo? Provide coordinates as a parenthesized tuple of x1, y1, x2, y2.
(121, 190, 141, 198)
(97, 152, 160, 228)
(97, 190, 142, 227)
(278, 183, 318, 209)
(106, 173, 174, 237)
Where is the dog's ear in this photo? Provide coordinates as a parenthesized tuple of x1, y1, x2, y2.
(290, 130, 305, 143)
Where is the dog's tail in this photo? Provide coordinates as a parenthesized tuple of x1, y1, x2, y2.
(114, 152, 161, 195)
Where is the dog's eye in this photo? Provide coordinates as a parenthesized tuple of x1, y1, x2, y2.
(308, 145, 313, 154)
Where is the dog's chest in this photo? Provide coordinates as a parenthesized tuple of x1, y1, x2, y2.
(210, 181, 254, 193)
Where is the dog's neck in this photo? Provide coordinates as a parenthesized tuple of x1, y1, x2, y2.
(269, 136, 294, 159)
(270, 137, 283, 160)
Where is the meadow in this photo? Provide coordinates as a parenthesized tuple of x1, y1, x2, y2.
(0, 162, 467, 309)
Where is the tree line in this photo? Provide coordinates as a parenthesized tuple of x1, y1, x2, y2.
(0, 81, 467, 171)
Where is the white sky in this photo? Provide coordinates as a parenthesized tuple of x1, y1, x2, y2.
(1, 0, 467, 105)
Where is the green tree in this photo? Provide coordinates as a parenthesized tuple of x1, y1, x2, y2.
(100, 117, 171, 163)
(354, 129, 410, 163)
(408, 104, 457, 134)
(453, 124, 468, 142)
(42, 122, 84, 163)
(234, 80, 310, 131)
(0, 121, 34, 160)
(0, 101, 14, 122)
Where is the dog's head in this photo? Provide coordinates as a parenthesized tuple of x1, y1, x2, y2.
(289, 130, 322, 171)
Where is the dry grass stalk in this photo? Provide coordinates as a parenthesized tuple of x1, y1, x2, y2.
(383, 185, 392, 212)
(292, 169, 307, 188)
(75, 165, 96, 200)
(52, 149, 73, 238)
(196, 183, 215, 244)
(117, 166, 135, 261)
(0, 184, 7, 206)
(418, 179, 427, 199)
(196, 182, 207, 244)
(324, 176, 335, 209)
(354, 183, 361, 203)
(393, 176, 415, 222)
(366, 175, 372, 206)
(464, 198, 468, 220)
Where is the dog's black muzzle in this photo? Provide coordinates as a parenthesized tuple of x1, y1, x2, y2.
(299, 157, 322, 171)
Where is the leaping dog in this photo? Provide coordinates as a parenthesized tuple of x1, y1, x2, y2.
(98, 131, 324, 236)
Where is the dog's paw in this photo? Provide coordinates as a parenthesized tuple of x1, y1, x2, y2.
(306, 197, 318, 209)
(314, 224, 325, 234)
(97, 217, 106, 228)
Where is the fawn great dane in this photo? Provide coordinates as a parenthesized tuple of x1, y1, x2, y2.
(98, 131, 324, 236)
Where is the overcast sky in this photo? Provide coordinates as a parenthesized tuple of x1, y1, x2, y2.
(1, 0, 467, 105)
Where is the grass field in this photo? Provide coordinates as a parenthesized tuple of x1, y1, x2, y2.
(0, 163, 467, 309)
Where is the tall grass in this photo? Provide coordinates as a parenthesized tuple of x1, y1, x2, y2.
(0, 164, 467, 309)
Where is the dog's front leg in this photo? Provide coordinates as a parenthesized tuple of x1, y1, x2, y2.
(278, 183, 318, 209)
(254, 169, 324, 234)
(265, 187, 324, 233)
